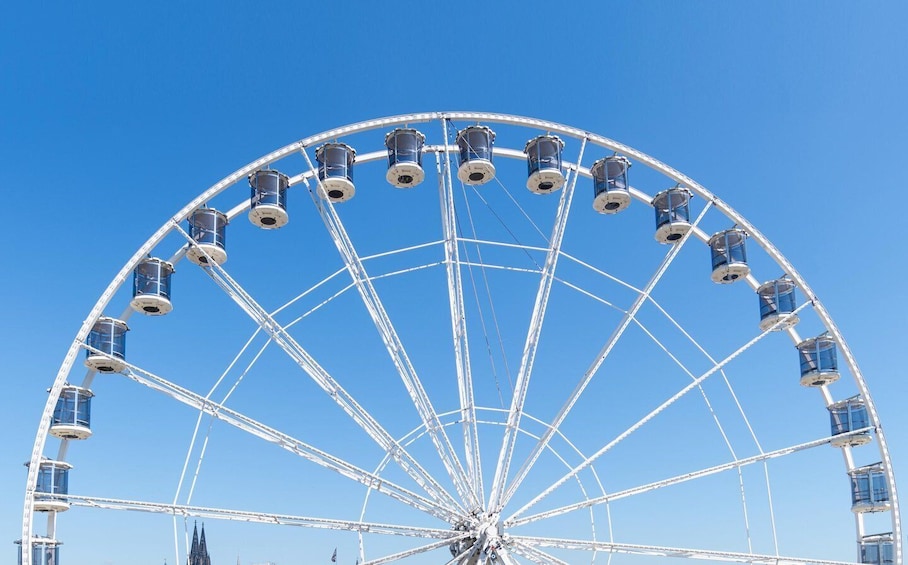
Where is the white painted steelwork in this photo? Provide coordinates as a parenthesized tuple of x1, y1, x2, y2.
(23, 112, 899, 565)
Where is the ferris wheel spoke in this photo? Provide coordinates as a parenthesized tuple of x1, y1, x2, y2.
(112, 356, 460, 523)
(644, 294, 777, 459)
(505, 299, 813, 522)
(172, 330, 267, 520)
(507, 430, 858, 528)
(628, 314, 761, 552)
(360, 535, 470, 565)
(437, 126, 483, 506)
(500, 202, 712, 509)
(171, 222, 465, 514)
(268, 265, 347, 318)
(299, 148, 476, 510)
(203, 273, 358, 516)
(639, 280, 795, 555)
(270, 243, 445, 321)
(61, 494, 454, 539)
(508, 539, 570, 565)
(488, 138, 587, 514)
(509, 535, 858, 564)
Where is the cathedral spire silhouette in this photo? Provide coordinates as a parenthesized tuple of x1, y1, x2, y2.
(187, 522, 211, 565)
(199, 524, 208, 560)
(189, 522, 199, 563)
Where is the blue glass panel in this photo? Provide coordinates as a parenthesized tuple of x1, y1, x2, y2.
(852, 474, 871, 504)
(711, 245, 728, 269)
(606, 159, 628, 189)
(758, 293, 776, 319)
(728, 239, 747, 263)
(601, 172, 628, 195)
(39, 545, 58, 565)
(58, 467, 68, 494)
(252, 189, 286, 208)
(654, 190, 690, 228)
(318, 145, 354, 182)
(830, 406, 849, 435)
(20, 544, 59, 565)
(872, 472, 890, 503)
(799, 338, 836, 376)
(591, 157, 626, 197)
(818, 345, 837, 372)
(656, 209, 670, 227)
(458, 128, 493, 165)
(710, 231, 747, 270)
(759, 281, 797, 321)
(862, 544, 881, 564)
(36, 465, 68, 495)
(52, 394, 73, 426)
(677, 210, 691, 224)
(387, 130, 423, 167)
(53, 389, 91, 428)
(134, 260, 172, 300)
(851, 405, 869, 429)
(86, 320, 126, 360)
(189, 211, 227, 248)
(777, 286, 796, 313)
(593, 176, 608, 196)
(77, 394, 90, 424)
(798, 348, 816, 376)
(36, 467, 52, 493)
(881, 543, 895, 564)
(526, 137, 562, 175)
(250, 171, 288, 209)
(593, 177, 609, 196)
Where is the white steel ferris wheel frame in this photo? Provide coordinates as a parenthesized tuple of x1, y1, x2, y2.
(21, 111, 901, 565)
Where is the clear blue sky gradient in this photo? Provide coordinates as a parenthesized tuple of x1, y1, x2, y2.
(2, 2, 906, 564)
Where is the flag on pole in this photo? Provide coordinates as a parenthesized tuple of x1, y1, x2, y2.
(330, 548, 337, 563)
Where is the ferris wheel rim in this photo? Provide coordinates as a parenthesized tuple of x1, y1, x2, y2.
(21, 111, 900, 565)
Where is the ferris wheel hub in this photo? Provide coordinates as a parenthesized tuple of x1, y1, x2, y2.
(449, 513, 507, 563)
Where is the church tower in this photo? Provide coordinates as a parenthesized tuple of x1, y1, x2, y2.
(187, 522, 212, 565)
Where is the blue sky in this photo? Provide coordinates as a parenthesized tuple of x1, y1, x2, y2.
(2, 2, 906, 564)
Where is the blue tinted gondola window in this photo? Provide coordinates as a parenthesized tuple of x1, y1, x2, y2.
(18, 543, 59, 565)
(830, 405, 848, 435)
(53, 388, 91, 427)
(759, 280, 797, 319)
(710, 231, 747, 270)
(872, 472, 890, 503)
(606, 159, 628, 190)
(87, 319, 127, 360)
(317, 144, 354, 182)
(36, 464, 68, 496)
(189, 210, 227, 248)
(134, 259, 172, 300)
(526, 136, 562, 175)
(852, 473, 871, 504)
(830, 398, 870, 435)
(387, 130, 423, 167)
(798, 337, 837, 377)
(457, 127, 494, 165)
(250, 170, 288, 209)
(654, 189, 691, 227)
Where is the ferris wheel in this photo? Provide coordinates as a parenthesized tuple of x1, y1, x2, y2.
(20, 112, 901, 565)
